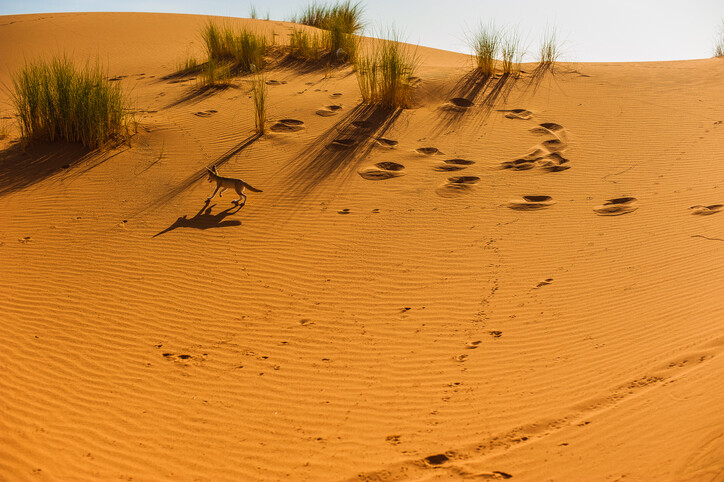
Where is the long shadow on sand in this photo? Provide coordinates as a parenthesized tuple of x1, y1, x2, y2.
(153, 200, 243, 237)
(278, 103, 402, 202)
(0, 140, 127, 197)
(433, 70, 518, 135)
(140, 133, 261, 216)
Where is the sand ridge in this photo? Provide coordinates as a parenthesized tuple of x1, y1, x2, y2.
(0, 12, 723, 481)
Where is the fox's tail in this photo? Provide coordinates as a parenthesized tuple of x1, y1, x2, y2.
(244, 183, 263, 193)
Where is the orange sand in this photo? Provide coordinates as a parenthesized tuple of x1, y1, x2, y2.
(1, 12, 723, 481)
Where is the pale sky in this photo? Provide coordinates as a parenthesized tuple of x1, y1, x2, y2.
(2, 0, 723, 62)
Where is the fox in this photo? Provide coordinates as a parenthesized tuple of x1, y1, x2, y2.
(205, 165, 262, 205)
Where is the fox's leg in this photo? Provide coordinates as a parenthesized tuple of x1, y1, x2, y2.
(219, 187, 227, 198)
(234, 186, 246, 205)
(207, 185, 220, 201)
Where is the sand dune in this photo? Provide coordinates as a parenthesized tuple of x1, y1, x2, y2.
(1, 12, 723, 481)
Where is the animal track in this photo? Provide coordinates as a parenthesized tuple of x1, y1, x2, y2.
(435, 176, 481, 197)
(434, 159, 475, 172)
(193, 109, 218, 117)
(689, 204, 723, 215)
(503, 108, 533, 120)
(316, 105, 343, 117)
(540, 138, 567, 153)
(328, 138, 357, 149)
(270, 118, 305, 132)
(531, 122, 565, 136)
(358, 161, 406, 180)
(376, 137, 398, 147)
(593, 197, 639, 216)
(507, 195, 555, 210)
(417, 147, 442, 155)
(265, 79, 287, 85)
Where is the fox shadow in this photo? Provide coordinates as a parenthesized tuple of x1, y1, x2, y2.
(153, 200, 243, 237)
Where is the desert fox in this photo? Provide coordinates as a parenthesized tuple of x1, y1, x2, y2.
(206, 165, 262, 205)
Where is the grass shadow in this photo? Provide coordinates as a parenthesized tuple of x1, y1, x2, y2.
(139, 133, 262, 216)
(277, 103, 402, 202)
(433, 70, 518, 135)
(153, 200, 242, 237)
(0, 140, 122, 197)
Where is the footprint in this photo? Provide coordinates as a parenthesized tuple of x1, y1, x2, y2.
(503, 108, 533, 120)
(358, 162, 406, 180)
(193, 109, 218, 117)
(351, 120, 373, 129)
(338, 208, 351, 214)
(507, 195, 555, 210)
(501, 159, 536, 171)
(265, 79, 287, 85)
(466, 340, 482, 350)
(434, 159, 475, 172)
(435, 176, 481, 197)
(330, 92, 343, 98)
(449, 97, 474, 107)
(376, 137, 398, 148)
(531, 122, 565, 135)
(316, 105, 342, 117)
(489, 330, 503, 337)
(417, 147, 442, 155)
(689, 204, 723, 215)
(270, 118, 305, 132)
(328, 138, 357, 150)
(540, 138, 567, 152)
(424, 454, 450, 466)
(593, 197, 639, 216)
(535, 278, 553, 288)
(537, 153, 571, 172)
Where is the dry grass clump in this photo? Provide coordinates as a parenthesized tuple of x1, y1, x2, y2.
(12, 56, 133, 148)
(538, 29, 560, 68)
(201, 21, 268, 76)
(289, 28, 323, 60)
(356, 35, 419, 108)
(290, 1, 362, 62)
(293, 1, 363, 33)
(251, 72, 267, 134)
(501, 31, 523, 76)
(469, 23, 500, 76)
(715, 20, 724, 57)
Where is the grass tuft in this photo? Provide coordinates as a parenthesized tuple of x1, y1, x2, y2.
(715, 20, 724, 57)
(250, 4, 257, 20)
(290, 1, 362, 63)
(252, 72, 267, 134)
(201, 21, 268, 77)
(294, 1, 363, 34)
(356, 33, 419, 108)
(538, 29, 560, 68)
(11, 56, 133, 149)
(289, 28, 323, 60)
(501, 30, 523, 76)
(469, 23, 500, 76)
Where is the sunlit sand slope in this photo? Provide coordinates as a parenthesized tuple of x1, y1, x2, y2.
(1, 12, 723, 481)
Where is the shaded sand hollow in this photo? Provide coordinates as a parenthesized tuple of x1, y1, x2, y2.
(1, 12, 723, 481)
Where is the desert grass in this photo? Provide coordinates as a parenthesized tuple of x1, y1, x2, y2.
(469, 23, 500, 76)
(201, 21, 268, 75)
(250, 5, 258, 20)
(715, 20, 724, 57)
(291, 1, 362, 63)
(538, 29, 560, 68)
(199, 57, 233, 87)
(176, 53, 200, 75)
(293, 1, 363, 34)
(289, 28, 323, 60)
(501, 31, 523, 76)
(12, 56, 132, 148)
(252, 72, 267, 134)
(356, 34, 419, 108)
